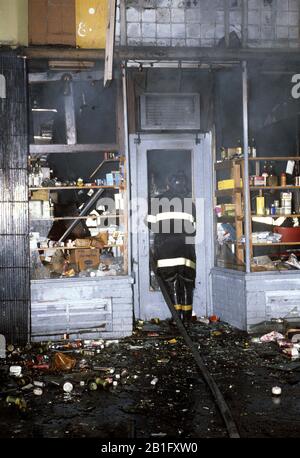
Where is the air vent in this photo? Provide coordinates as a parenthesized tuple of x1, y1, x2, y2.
(140, 93, 200, 130)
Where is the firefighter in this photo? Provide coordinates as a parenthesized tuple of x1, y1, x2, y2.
(147, 171, 196, 323)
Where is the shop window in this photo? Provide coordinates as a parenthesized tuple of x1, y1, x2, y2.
(28, 63, 127, 280)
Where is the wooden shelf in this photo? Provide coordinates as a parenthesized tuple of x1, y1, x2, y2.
(216, 157, 300, 167)
(252, 242, 300, 246)
(249, 157, 300, 161)
(30, 186, 121, 191)
(215, 188, 243, 197)
(32, 244, 124, 252)
(251, 214, 300, 218)
(250, 186, 300, 190)
(214, 159, 242, 170)
(236, 242, 300, 247)
(30, 214, 123, 222)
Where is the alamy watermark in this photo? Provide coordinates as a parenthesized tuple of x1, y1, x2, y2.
(96, 196, 205, 245)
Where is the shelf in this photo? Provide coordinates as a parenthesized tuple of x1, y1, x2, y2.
(30, 214, 123, 222)
(215, 188, 243, 197)
(30, 186, 121, 191)
(214, 159, 242, 170)
(250, 186, 300, 190)
(236, 242, 300, 247)
(252, 242, 300, 246)
(32, 245, 124, 252)
(216, 157, 300, 167)
(29, 144, 120, 155)
(216, 216, 243, 223)
(251, 214, 300, 218)
(249, 157, 300, 161)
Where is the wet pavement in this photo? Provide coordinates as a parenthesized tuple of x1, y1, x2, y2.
(1, 319, 300, 438)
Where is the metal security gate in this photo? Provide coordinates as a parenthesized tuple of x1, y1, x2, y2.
(0, 52, 30, 345)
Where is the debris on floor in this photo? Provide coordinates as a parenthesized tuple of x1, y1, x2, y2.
(1, 318, 300, 438)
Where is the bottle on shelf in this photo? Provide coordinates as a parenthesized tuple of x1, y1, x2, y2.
(236, 139, 242, 157)
(220, 146, 227, 161)
(280, 172, 287, 187)
(250, 138, 257, 158)
(267, 163, 278, 187)
(294, 161, 300, 186)
(262, 161, 269, 186)
(256, 190, 265, 215)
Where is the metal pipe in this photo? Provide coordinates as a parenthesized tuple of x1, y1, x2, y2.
(58, 188, 104, 243)
(149, 251, 240, 438)
(242, 60, 251, 273)
(122, 62, 132, 276)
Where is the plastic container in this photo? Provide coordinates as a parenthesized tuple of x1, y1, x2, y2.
(274, 226, 300, 242)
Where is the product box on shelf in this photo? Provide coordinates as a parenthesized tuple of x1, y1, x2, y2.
(70, 248, 100, 272)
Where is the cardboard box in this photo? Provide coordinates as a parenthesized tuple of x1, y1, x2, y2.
(70, 249, 100, 272)
(31, 189, 50, 201)
(75, 238, 91, 248)
(218, 179, 243, 190)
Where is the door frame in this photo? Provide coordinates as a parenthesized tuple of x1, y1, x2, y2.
(129, 133, 214, 320)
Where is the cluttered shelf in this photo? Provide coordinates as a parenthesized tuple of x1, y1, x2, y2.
(250, 186, 300, 191)
(32, 245, 123, 251)
(30, 186, 121, 191)
(31, 215, 123, 222)
(215, 188, 243, 197)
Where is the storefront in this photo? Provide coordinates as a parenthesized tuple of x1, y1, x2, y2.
(212, 58, 300, 330)
(3, 45, 300, 343)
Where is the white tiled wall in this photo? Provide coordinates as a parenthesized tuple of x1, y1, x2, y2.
(119, 0, 300, 48)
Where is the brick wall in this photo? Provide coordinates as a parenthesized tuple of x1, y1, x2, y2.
(122, 0, 300, 48)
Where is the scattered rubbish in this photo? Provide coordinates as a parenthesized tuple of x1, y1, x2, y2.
(286, 329, 300, 342)
(251, 337, 262, 344)
(260, 331, 284, 342)
(272, 386, 282, 396)
(88, 380, 98, 391)
(33, 387, 43, 396)
(0, 334, 6, 359)
(209, 315, 220, 323)
(151, 318, 160, 324)
(21, 383, 34, 391)
(52, 352, 76, 371)
(198, 317, 210, 325)
(151, 377, 158, 386)
(168, 339, 177, 344)
(95, 378, 110, 389)
(212, 331, 223, 337)
(6, 396, 27, 411)
(105, 340, 119, 348)
(63, 382, 74, 393)
(33, 381, 45, 388)
(282, 347, 299, 358)
(9, 366, 22, 377)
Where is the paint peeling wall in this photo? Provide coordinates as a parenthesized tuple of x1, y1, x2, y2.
(123, 0, 300, 48)
(0, 0, 28, 47)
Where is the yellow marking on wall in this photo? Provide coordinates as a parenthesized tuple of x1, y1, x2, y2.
(76, 0, 108, 49)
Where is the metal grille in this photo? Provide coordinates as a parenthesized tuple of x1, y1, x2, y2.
(140, 93, 200, 130)
(0, 52, 30, 345)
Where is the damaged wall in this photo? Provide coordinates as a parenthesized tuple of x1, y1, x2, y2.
(124, 0, 300, 49)
(0, 52, 30, 345)
(0, 0, 28, 47)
